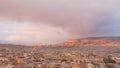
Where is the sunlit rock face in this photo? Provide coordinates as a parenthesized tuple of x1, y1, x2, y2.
(59, 37, 120, 46)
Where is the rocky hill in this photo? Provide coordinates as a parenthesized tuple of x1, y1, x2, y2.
(59, 36, 120, 46)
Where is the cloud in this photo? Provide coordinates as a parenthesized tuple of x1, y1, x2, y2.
(0, 22, 69, 44)
(0, 0, 120, 39)
(5, 35, 27, 42)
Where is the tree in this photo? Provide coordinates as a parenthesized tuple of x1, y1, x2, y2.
(103, 56, 116, 64)
(103, 56, 116, 68)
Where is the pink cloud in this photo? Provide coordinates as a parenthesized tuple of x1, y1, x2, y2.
(0, 0, 120, 38)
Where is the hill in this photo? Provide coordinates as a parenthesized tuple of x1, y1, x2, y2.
(59, 36, 120, 46)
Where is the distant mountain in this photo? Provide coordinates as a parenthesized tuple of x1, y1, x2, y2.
(59, 36, 120, 46)
(2, 36, 120, 47)
(0, 44, 25, 48)
(27, 43, 48, 46)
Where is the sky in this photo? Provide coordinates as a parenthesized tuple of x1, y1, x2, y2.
(0, 0, 120, 44)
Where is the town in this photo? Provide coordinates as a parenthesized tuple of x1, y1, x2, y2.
(0, 44, 120, 68)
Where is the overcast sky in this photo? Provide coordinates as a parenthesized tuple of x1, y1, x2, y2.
(0, 0, 120, 44)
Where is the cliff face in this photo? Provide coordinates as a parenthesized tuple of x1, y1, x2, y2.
(62, 37, 120, 46)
